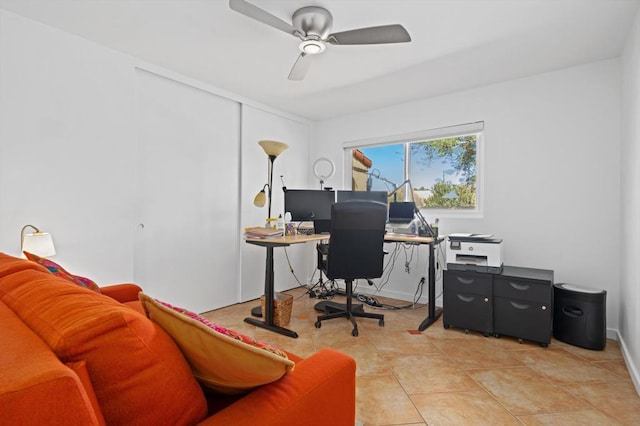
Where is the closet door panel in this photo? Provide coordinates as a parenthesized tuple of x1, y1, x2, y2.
(135, 69, 240, 312)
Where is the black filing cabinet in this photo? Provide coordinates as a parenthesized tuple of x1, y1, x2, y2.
(443, 270, 493, 337)
(493, 266, 554, 346)
(443, 266, 554, 346)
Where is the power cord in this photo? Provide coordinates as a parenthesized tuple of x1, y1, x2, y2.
(353, 290, 419, 310)
(283, 239, 443, 309)
(402, 243, 416, 273)
(283, 247, 335, 301)
(283, 247, 306, 287)
(413, 276, 426, 305)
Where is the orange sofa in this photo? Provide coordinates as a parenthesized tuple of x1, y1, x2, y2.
(0, 253, 356, 425)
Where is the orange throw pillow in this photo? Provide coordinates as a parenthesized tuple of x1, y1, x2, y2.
(139, 292, 295, 395)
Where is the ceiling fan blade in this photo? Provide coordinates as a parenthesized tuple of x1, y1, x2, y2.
(288, 53, 313, 81)
(328, 24, 411, 45)
(229, 0, 299, 36)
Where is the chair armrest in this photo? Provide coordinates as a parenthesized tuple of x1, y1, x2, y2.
(99, 283, 142, 303)
(198, 349, 356, 426)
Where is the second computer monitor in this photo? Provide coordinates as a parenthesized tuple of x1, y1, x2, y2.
(284, 189, 335, 222)
(388, 201, 416, 223)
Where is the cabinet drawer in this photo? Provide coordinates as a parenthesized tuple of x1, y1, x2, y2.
(444, 270, 492, 296)
(493, 297, 552, 344)
(443, 291, 492, 335)
(493, 277, 551, 303)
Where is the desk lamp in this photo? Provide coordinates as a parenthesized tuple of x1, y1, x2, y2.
(253, 140, 288, 219)
(388, 178, 412, 202)
(21, 224, 56, 257)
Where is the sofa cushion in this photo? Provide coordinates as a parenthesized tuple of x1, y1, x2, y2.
(0, 257, 207, 425)
(139, 293, 295, 395)
(65, 360, 106, 426)
(0, 252, 49, 279)
(23, 252, 101, 293)
(0, 301, 102, 425)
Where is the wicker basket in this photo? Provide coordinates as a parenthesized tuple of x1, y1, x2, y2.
(261, 293, 293, 327)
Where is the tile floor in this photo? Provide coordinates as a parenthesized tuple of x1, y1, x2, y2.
(202, 287, 640, 425)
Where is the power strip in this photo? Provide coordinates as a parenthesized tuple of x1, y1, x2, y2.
(355, 293, 382, 307)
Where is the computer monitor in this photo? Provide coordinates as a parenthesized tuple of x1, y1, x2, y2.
(336, 190, 388, 205)
(388, 201, 416, 224)
(284, 189, 335, 222)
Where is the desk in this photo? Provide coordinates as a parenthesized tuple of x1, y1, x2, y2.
(384, 234, 445, 331)
(244, 234, 327, 338)
(245, 233, 444, 338)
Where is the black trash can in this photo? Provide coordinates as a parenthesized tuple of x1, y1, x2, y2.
(553, 283, 607, 350)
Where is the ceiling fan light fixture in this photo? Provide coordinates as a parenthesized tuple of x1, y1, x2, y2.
(299, 40, 325, 54)
(230, 0, 412, 81)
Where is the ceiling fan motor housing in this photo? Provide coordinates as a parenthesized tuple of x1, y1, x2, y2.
(292, 6, 333, 39)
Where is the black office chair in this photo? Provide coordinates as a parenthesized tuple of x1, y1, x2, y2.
(314, 200, 386, 336)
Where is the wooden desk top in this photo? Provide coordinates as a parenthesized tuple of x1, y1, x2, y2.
(384, 233, 443, 244)
(245, 232, 443, 246)
(244, 233, 328, 247)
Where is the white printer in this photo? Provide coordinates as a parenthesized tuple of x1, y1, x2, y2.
(446, 233, 503, 274)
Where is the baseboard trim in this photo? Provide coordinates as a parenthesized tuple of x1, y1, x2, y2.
(613, 328, 640, 396)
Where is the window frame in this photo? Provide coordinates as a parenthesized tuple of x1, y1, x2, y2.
(342, 122, 484, 219)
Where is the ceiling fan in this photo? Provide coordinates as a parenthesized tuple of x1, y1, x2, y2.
(228, 0, 411, 80)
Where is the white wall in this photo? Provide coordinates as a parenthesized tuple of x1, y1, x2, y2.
(0, 10, 137, 283)
(0, 10, 312, 311)
(312, 60, 622, 333)
(620, 7, 640, 393)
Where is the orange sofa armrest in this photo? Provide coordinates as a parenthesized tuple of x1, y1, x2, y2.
(198, 349, 356, 426)
(99, 283, 142, 303)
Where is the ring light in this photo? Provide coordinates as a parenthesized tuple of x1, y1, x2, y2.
(313, 157, 335, 189)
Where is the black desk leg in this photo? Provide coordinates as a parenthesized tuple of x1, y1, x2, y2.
(244, 245, 299, 338)
(418, 241, 443, 331)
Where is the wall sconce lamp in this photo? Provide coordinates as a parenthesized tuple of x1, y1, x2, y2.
(253, 183, 269, 208)
(253, 140, 288, 218)
(21, 224, 56, 257)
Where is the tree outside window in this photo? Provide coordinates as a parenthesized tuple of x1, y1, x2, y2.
(353, 133, 479, 210)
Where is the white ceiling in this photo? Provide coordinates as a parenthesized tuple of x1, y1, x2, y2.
(2, 0, 639, 121)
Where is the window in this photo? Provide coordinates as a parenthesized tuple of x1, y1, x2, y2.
(346, 122, 483, 216)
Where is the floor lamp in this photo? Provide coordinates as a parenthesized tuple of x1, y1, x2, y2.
(253, 140, 288, 221)
(251, 140, 288, 318)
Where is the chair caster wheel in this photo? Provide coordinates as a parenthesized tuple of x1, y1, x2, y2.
(518, 338, 524, 344)
(494, 333, 500, 338)
(352, 328, 359, 337)
(315, 321, 321, 328)
(378, 319, 384, 326)
(464, 329, 470, 334)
